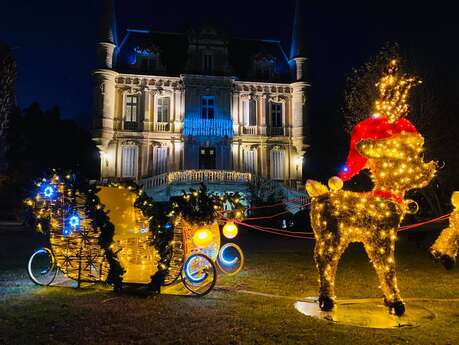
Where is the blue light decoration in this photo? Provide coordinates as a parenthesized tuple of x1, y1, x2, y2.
(183, 118, 233, 137)
(40, 183, 57, 200)
(218, 243, 239, 266)
(63, 212, 81, 237)
(164, 222, 173, 231)
(184, 256, 208, 284)
(341, 165, 349, 173)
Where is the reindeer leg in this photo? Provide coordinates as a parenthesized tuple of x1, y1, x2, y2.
(431, 226, 459, 270)
(314, 234, 347, 311)
(364, 235, 405, 316)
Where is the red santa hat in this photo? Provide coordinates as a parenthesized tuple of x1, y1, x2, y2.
(338, 116, 418, 181)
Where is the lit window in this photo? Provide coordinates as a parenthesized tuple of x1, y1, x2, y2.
(201, 96, 215, 119)
(152, 146, 168, 175)
(157, 97, 170, 123)
(270, 149, 285, 180)
(271, 102, 282, 128)
(243, 99, 257, 126)
(243, 149, 257, 174)
(121, 145, 138, 178)
(124, 95, 138, 130)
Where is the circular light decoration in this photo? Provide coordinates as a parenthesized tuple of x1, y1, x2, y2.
(217, 243, 244, 276)
(43, 185, 55, 198)
(192, 227, 214, 248)
(69, 215, 80, 228)
(222, 222, 238, 239)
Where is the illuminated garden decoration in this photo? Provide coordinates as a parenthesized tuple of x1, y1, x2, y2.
(25, 174, 123, 287)
(27, 177, 245, 296)
(431, 192, 459, 269)
(306, 60, 436, 316)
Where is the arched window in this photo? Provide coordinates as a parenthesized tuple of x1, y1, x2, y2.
(121, 144, 138, 178)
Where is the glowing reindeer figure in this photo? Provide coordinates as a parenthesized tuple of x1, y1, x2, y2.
(306, 60, 436, 316)
(431, 192, 459, 269)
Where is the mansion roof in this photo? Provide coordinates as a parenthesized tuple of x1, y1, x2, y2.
(116, 28, 291, 83)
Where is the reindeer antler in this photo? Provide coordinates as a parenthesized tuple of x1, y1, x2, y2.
(373, 59, 421, 123)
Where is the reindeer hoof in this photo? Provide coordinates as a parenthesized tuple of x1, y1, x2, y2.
(440, 255, 455, 270)
(389, 300, 405, 316)
(319, 295, 335, 311)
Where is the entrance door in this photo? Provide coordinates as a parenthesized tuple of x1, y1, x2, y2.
(199, 147, 216, 169)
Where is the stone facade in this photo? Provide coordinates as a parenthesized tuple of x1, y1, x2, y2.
(93, 0, 308, 186)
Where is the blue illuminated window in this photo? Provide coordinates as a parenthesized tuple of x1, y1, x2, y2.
(201, 96, 215, 119)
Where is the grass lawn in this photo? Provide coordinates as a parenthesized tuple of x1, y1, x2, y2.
(1, 225, 459, 345)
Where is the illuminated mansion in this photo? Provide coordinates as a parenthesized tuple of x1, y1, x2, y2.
(93, 0, 308, 185)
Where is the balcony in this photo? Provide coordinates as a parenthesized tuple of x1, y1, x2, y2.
(242, 126, 257, 135)
(153, 122, 170, 132)
(123, 121, 139, 131)
(183, 118, 233, 137)
(268, 127, 284, 136)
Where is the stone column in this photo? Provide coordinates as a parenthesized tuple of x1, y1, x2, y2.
(231, 91, 239, 135)
(291, 81, 308, 154)
(143, 88, 151, 132)
(260, 94, 268, 136)
(93, 69, 117, 179)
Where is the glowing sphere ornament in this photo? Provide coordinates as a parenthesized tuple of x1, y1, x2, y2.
(328, 176, 343, 191)
(193, 228, 214, 248)
(222, 222, 238, 239)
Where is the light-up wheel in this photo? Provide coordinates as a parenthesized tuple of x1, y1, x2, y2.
(216, 243, 244, 276)
(181, 254, 216, 296)
(27, 248, 58, 286)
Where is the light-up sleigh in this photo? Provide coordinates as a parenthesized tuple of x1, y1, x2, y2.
(26, 175, 244, 297)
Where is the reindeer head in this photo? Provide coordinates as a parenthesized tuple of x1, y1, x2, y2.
(356, 132, 436, 196)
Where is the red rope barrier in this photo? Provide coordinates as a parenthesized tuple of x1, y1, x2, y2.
(233, 220, 315, 239)
(399, 214, 450, 231)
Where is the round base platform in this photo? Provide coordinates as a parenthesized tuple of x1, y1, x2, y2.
(294, 297, 435, 329)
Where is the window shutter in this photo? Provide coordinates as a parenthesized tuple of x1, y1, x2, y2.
(121, 145, 138, 178)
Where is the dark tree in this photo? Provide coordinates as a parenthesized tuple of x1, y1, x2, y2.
(0, 42, 17, 175)
(1, 103, 99, 216)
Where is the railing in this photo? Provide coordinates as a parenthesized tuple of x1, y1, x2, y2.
(183, 118, 234, 137)
(123, 121, 139, 131)
(153, 122, 170, 132)
(242, 126, 257, 135)
(268, 127, 284, 136)
(140, 170, 253, 190)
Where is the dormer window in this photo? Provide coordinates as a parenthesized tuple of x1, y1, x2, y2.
(253, 52, 276, 80)
(133, 46, 161, 72)
(203, 54, 213, 73)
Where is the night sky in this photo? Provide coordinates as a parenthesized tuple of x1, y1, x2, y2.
(1, 1, 457, 132)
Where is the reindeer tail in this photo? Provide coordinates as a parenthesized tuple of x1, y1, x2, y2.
(306, 180, 329, 198)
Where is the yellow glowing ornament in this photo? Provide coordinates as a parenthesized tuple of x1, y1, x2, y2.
(328, 176, 343, 191)
(431, 192, 459, 269)
(223, 222, 239, 239)
(193, 227, 214, 248)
